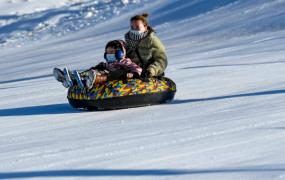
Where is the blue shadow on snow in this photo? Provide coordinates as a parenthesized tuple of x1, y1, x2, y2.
(0, 166, 285, 179)
(172, 89, 285, 104)
(0, 103, 77, 117)
(1, 89, 284, 116)
(181, 60, 285, 70)
(0, 74, 52, 85)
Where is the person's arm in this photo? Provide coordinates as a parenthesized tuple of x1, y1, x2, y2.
(90, 62, 107, 71)
(147, 35, 167, 77)
(107, 68, 129, 81)
(78, 62, 103, 76)
(121, 58, 142, 76)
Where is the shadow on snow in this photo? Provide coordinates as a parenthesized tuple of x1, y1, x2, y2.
(181, 60, 285, 70)
(1, 89, 284, 116)
(0, 74, 52, 85)
(0, 103, 77, 117)
(172, 89, 285, 105)
(0, 166, 285, 179)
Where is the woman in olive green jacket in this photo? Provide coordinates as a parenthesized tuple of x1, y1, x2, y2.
(125, 13, 167, 78)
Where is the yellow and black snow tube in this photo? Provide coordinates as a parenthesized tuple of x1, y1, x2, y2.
(67, 77, 176, 110)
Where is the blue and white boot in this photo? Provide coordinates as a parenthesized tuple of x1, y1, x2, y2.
(63, 67, 73, 87)
(85, 70, 96, 90)
(73, 70, 84, 89)
(53, 67, 69, 88)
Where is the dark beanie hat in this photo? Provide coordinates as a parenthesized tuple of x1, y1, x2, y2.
(105, 40, 126, 51)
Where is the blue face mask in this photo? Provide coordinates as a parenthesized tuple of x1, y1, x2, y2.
(106, 54, 117, 63)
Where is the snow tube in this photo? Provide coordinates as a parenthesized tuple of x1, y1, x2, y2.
(67, 77, 176, 110)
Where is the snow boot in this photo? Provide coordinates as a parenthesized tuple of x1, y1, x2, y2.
(63, 67, 73, 87)
(85, 70, 96, 90)
(53, 67, 69, 88)
(73, 70, 85, 89)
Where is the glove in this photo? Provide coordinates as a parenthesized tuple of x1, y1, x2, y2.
(140, 70, 152, 82)
(142, 67, 156, 78)
(141, 70, 150, 79)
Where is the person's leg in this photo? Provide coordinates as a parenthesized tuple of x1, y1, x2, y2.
(63, 67, 74, 87)
(73, 70, 84, 89)
(53, 68, 64, 82)
(53, 68, 69, 88)
(85, 69, 97, 90)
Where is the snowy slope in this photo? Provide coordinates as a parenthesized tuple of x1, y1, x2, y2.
(0, 0, 147, 45)
(1, 0, 285, 180)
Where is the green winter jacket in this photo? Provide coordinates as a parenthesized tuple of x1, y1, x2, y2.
(125, 30, 167, 76)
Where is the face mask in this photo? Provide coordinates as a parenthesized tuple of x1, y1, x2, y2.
(105, 54, 116, 63)
(130, 29, 144, 36)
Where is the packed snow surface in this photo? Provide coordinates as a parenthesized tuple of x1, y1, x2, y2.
(0, 0, 285, 179)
